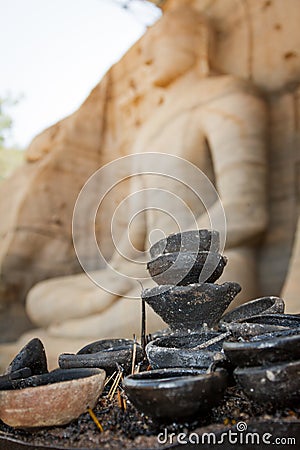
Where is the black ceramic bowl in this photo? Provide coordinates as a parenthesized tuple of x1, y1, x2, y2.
(123, 367, 228, 421)
(147, 251, 227, 285)
(59, 338, 143, 375)
(219, 296, 285, 328)
(0, 368, 32, 390)
(6, 338, 48, 376)
(234, 360, 300, 406)
(142, 282, 241, 332)
(242, 313, 300, 328)
(223, 328, 300, 368)
(224, 313, 300, 338)
(149, 229, 220, 258)
(146, 332, 226, 370)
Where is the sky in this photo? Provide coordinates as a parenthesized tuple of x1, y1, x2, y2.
(1, 0, 160, 148)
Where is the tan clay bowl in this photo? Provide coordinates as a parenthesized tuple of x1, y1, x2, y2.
(0, 368, 106, 428)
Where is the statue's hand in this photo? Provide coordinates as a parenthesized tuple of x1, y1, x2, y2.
(47, 278, 160, 339)
(26, 255, 151, 329)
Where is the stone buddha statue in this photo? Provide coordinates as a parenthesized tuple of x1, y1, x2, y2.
(0, 0, 299, 370)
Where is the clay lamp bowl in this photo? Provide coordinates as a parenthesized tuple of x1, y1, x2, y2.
(219, 296, 285, 330)
(142, 282, 241, 332)
(59, 338, 143, 375)
(243, 313, 300, 328)
(123, 367, 228, 422)
(146, 331, 228, 370)
(0, 368, 106, 428)
(149, 229, 220, 258)
(223, 328, 300, 368)
(234, 360, 300, 406)
(147, 251, 227, 285)
(0, 337, 49, 390)
(226, 313, 300, 338)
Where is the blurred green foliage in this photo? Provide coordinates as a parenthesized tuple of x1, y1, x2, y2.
(0, 96, 17, 147)
(0, 95, 24, 182)
(0, 147, 24, 182)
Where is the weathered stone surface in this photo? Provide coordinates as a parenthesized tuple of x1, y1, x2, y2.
(163, 0, 300, 91)
(0, 79, 132, 306)
(0, 3, 268, 313)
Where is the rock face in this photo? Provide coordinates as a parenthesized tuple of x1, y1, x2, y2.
(161, 0, 300, 307)
(0, 67, 141, 305)
(0, 0, 299, 357)
(0, 148, 24, 182)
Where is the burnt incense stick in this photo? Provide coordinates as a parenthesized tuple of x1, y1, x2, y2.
(141, 298, 146, 355)
(192, 331, 231, 350)
(131, 334, 137, 375)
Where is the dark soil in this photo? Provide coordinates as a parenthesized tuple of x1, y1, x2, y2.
(1, 380, 299, 449)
